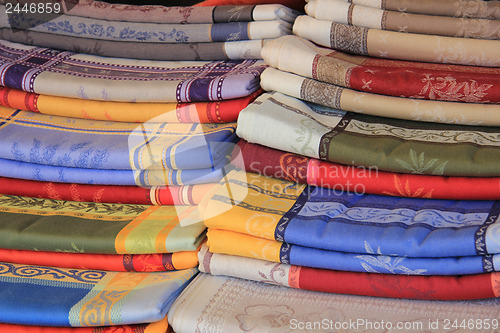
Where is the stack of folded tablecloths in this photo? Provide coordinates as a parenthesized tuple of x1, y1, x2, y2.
(179, 0, 500, 330)
(0, 0, 298, 60)
(0, 0, 300, 330)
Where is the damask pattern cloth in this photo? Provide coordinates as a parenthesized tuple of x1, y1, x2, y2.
(293, 15, 500, 67)
(233, 140, 500, 200)
(202, 170, 500, 258)
(0, 195, 206, 254)
(168, 273, 500, 333)
(0, 317, 173, 333)
(0, 156, 228, 186)
(0, 248, 199, 272)
(0, 107, 238, 171)
(206, 229, 499, 275)
(0, 177, 215, 205)
(260, 67, 500, 126)
(0, 40, 266, 102)
(305, 0, 500, 39)
(338, 0, 500, 19)
(236, 92, 500, 176)
(0, 262, 197, 326)
(0, 28, 267, 61)
(66, 1, 298, 24)
(262, 35, 500, 106)
(198, 245, 500, 300)
(0, 86, 262, 123)
(195, 0, 306, 12)
(0, 9, 293, 43)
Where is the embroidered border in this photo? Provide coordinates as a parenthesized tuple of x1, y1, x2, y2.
(274, 187, 310, 242)
(482, 254, 495, 273)
(279, 242, 292, 264)
(330, 23, 369, 56)
(475, 202, 500, 255)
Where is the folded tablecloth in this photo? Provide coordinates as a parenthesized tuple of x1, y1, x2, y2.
(262, 35, 500, 107)
(305, 0, 500, 39)
(198, 245, 500, 300)
(0, 194, 206, 254)
(202, 170, 500, 258)
(0, 40, 266, 102)
(0, 262, 197, 326)
(293, 15, 500, 67)
(237, 92, 500, 176)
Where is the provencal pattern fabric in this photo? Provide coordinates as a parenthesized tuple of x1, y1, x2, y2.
(0, 176, 215, 205)
(0, 9, 293, 43)
(0, 40, 266, 102)
(202, 170, 500, 258)
(0, 194, 206, 254)
(236, 92, 500, 176)
(306, 0, 500, 39)
(293, 15, 500, 67)
(199, 245, 500, 300)
(206, 229, 499, 275)
(168, 274, 500, 333)
(262, 35, 500, 107)
(0, 248, 199, 272)
(0, 86, 261, 123)
(234, 140, 500, 200)
(0, 107, 237, 170)
(0, 262, 197, 326)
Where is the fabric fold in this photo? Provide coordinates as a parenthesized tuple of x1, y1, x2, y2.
(293, 15, 500, 67)
(305, 0, 500, 39)
(237, 92, 500, 177)
(0, 194, 206, 254)
(0, 40, 266, 102)
(0, 262, 197, 327)
(261, 35, 500, 107)
(202, 170, 500, 258)
(233, 140, 500, 200)
(198, 245, 500, 300)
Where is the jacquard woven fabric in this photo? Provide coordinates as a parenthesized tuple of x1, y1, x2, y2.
(233, 140, 500, 200)
(262, 36, 500, 106)
(0, 248, 199, 272)
(206, 229, 498, 275)
(336, 0, 500, 19)
(293, 15, 500, 67)
(0, 40, 266, 102)
(236, 92, 500, 177)
(0, 86, 262, 123)
(0, 9, 293, 43)
(0, 176, 215, 205)
(66, 1, 298, 24)
(0, 28, 267, 61)
(0, 195, 206, 254)
(305, 0, 500, 39)
(201, 170, 500, 258)
(0, 107, 238, 171)
(168, 274, 500, 333)
(198, 245, 500, 299)
(0, 156, 228, 185)
(0, 262, 197, 326)
(0, 318, 173, 333)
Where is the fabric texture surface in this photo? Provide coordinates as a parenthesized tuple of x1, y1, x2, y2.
(201, 170, 500, 258)
(198, 245, 500, 299)
(262, 35, 500, 107)
(237, 92, 500, 177)
(234, 140, 500, 200)
(0, 107, 238, 171)
(0, 262, 197, 326)
(306, 0, 500, 39)
(0, 176, 215, 205)
(0, 194, 206, 254)
(0, 248, 199, 272)
(168, 273, 500, 333)
(293, 15, 500, 67)
(0, 40, 266, 102)
(0, 86, 262, 123)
